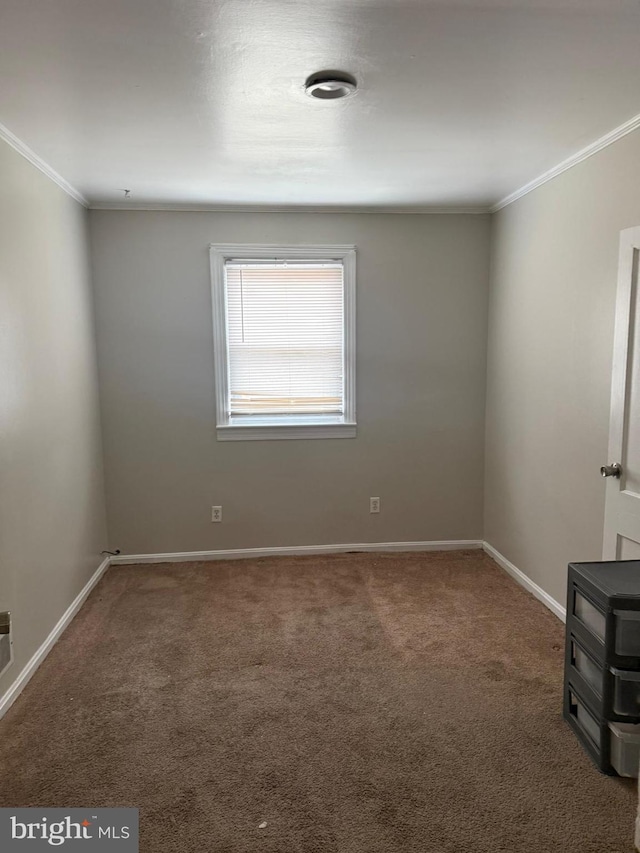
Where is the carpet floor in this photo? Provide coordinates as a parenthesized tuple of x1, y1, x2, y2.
(0, 550, 635, 852)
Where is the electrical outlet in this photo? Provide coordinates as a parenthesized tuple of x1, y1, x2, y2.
(370, 497, 380, 514)
(211, 506, 222, 523)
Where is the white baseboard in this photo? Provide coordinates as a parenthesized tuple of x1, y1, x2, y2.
(483, 541, 566, 622)
(110, 539, 483, 565)
(0, 556, 110, 720)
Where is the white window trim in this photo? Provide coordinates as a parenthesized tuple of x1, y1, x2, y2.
(210, 243, 357, 441)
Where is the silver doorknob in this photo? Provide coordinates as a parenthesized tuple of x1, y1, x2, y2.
(601, 463, 622, 478)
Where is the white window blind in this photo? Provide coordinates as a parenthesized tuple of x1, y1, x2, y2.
(225, 261, 345, 417)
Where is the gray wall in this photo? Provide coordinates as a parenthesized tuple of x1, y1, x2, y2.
(485, 129, 640, 607)
(0, 139, 108, 700)
(89, 210, 490, 554)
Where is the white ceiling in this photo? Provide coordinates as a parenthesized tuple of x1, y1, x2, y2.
(2, 0, 640, 209)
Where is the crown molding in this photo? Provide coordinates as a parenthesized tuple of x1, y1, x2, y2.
(5, 106, 640, 217)
(491, 110, 640, 213)
(0, 121, 88, 207)
(88, 201, 490, 215)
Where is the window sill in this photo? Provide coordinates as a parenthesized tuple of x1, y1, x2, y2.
(216, 421, 357, 441)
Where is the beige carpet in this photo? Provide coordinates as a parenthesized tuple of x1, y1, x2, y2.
(0, 550, 635, 852)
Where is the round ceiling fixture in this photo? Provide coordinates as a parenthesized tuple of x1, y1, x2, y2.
(304, 71, 357, 100)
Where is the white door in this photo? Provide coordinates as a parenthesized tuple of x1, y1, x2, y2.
(603, 226, 640, 560)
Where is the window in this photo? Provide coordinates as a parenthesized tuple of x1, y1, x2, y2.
(210, 244, 356, 440)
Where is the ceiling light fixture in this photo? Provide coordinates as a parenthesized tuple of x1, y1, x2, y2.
(304, 71, 357, 100)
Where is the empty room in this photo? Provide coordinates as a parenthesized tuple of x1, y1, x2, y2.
(3, 0, 640, 850)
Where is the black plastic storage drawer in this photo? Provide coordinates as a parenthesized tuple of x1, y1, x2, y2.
(567, 561, 640, 668)
(573, 589, 606, 643)
(568, 689, 601, 748)
(564, 684, 614, 774)
(611, 668, 640, 718)
(614, 610, 640, 657)
(570, 635, 603, 698)
(567, 631, 640, 722)
(565, 560, 640, 774)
